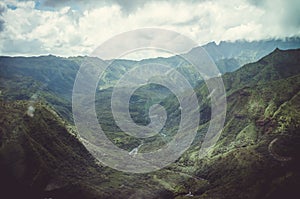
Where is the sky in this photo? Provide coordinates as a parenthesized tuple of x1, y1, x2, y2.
(0, 0, 299, 58)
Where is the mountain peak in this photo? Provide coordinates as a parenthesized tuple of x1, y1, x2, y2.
(274, 47, 281, 52)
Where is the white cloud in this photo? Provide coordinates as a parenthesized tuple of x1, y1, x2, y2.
(0, 0, 299, 58)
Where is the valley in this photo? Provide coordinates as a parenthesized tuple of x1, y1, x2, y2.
(0, 41, 300, 198)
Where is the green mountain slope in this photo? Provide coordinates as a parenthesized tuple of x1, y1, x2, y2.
(0, 100, 104, 198)
(0, 55, 80, 100)
(0, 48, 299, 198)
(1, 38, 299, 99)
(0, 100, 190, 198)
(174, 49, 300, 198)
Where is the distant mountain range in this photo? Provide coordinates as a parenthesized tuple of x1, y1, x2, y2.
(1, 37, 300, 92)
(96, 37, 300, 89)
(201, 37, 300, 66)
(161, 37, 300, 76)
(0, 41, 300, 198)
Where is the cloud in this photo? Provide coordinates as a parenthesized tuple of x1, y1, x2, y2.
(37, 0, 209, 13)
(0, 2, 6, 31)
(0, 0, 299, 57)
(0, 20, 4, 31)
(250, 0, 300, 34)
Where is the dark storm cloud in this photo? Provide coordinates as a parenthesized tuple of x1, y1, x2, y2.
(38, 0, 152, 12)
(108, 0, 208, 13)
(246, 0, 264, 7)
(0, 3, 6, 32)
(36, 0, 208, 13)
(278, 0, 300, 29)
(0, 4, 5, 13)
(42, 0, 84, 7)
(247, 0, 300, 30)
(0, 20, 4, 32)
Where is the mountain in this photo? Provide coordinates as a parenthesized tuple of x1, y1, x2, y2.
(86, 37, 300, 90)
(0, 100, 102, 198)
(0, 48, 300, 198)
(1, 38, 299, 94)
(200, 37, 300, 71)
(0, 55, 80, 100)
(0, 100, 179, 199)
(176, 48, 300, 198)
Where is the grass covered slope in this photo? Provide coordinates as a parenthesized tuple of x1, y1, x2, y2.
(0, 48, 299, 198)
(0, 100, 179, 198)
(0, 100, 108, 198)
(193, 77, 300, 198)
(174, 49, 300, 198)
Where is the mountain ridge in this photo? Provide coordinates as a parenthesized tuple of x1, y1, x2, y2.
(0, 47, 300, 198)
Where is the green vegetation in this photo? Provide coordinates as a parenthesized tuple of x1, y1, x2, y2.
(0, 48, 300, 198)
